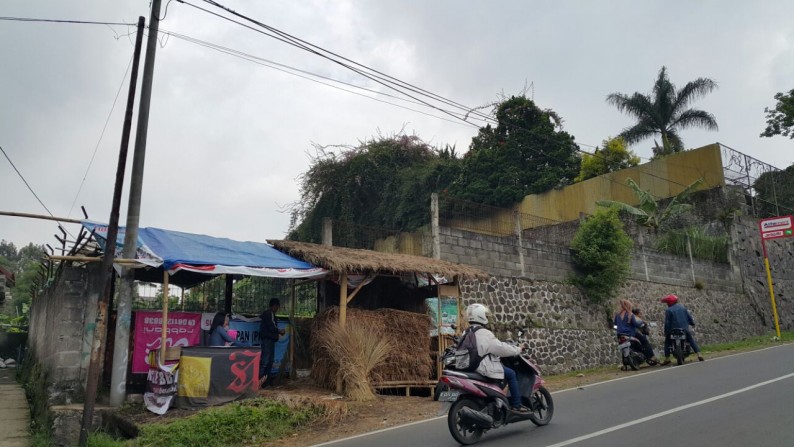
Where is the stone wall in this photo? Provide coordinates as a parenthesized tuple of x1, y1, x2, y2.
(460, 277, 766, 374)
(27, 263, 103, 405)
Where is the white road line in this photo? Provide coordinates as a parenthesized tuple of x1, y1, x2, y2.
(541, 371, 794, 447)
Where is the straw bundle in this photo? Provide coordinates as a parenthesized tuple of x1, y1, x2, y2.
(311, 307, 433, 392)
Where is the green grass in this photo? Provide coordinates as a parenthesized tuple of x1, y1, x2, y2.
(89, 398, 322, 447)
(700, 331, 793, 354)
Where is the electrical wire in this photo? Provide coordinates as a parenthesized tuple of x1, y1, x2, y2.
(0, 16, 130, 26)
(67, 54, 135, 219)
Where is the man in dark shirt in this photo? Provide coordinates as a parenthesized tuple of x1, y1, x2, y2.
(660, 294, 704, 364)
(259, 298, 285, 387)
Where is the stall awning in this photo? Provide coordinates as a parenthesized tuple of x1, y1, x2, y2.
(82, 221, 326, 286)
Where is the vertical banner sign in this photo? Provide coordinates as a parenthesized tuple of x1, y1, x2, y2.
(133, 311, 202, 373)
(425, 297, 459, 336)
(758, 215, 793, 338)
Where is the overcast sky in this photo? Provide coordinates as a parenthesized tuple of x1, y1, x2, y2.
(2, 0, 793, 250)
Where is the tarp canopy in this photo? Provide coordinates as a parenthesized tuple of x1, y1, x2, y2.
(82, 221, 326, 287)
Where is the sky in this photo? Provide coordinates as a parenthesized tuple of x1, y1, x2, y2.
(1, 0, 793, 250)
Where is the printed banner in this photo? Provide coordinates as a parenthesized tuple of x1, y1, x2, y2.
(133, 311, 202, 374)
(144, 361, 179, 415)
(229, 319, 290, 374)
(176, 346, 261, 409)
(426, 297, 458, 336)
(229, 320, 261, 346)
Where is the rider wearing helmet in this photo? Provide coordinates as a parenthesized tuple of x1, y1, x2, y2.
(660, 294, 704, 364)
(465, 303, 529, 413)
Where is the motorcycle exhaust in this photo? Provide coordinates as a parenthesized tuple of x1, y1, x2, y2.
(459, 407, 494, 428)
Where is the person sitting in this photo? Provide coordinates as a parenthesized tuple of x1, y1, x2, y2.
(208, 312, 251, 347)
(466, 303, 530, 413)
(614, 299, 658, 365)
(660, 294, 704, 364)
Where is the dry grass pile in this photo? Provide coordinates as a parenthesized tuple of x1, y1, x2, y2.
(311, 307, 433, 394)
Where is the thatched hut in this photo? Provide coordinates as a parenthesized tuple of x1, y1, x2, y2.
(268, 240, 488, 389)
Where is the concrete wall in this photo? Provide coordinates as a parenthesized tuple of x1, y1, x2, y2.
(28, 263, 102, 405)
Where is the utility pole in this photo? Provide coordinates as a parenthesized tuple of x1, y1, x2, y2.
(78, 16, 146, 446)
(109, 0, 163, 408)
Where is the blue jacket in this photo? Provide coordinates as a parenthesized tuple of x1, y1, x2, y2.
(664, 303, 695, 335)
(614, 312, 644, 337)
(208, 326, 251, 347)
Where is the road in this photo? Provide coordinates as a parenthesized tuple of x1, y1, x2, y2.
(314, 344, 794, 447)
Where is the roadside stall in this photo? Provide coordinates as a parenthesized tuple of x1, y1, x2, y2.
(80, 222, 325, 412)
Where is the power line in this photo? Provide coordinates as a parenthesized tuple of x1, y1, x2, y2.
(67, 54, 135, 219)
(0, 16, 130, 26)
(1, 145, 55, 218)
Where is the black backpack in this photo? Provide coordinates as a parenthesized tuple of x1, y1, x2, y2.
(454, 326, 484, 372)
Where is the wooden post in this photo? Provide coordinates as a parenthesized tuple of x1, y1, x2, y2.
(339, 273, 348, 327)
(224, 274, 233, 316)
(289, 279, 296, 379)
(161, 270, 169, 361)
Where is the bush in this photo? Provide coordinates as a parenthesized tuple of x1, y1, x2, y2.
(571, 207, 633, 304)
(655, 227, 729, 264)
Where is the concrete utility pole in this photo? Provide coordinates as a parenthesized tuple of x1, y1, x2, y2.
(110, 0, 163, 408)
(79, 16, 146, 446)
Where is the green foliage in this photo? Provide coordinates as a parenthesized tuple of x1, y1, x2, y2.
(596, 177, 704, 230)
(655, 227, 730, 264)
(450, 96, 581, 206)
(760, 88, 794, 139)
(753, 163, 794, 218)
(607, 66, 718, 157)
(87, 432, 125, 447)
(570, 207, 633, 304)
(134, 398, 319, 447)
(575, 137, 640, 182)
(0, 240, 45, 327)
(289, 134, 460, 244)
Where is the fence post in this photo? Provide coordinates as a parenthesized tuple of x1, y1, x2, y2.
(431, 193, 441, 260)
(686, 234, 696, 285)
(322, 218, 333, 246)
(514, 210, 526, 277)
(638, 230, 650, 282)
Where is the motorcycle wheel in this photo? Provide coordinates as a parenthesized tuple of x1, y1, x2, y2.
(673, 343, 685, 366)
(447, 398, 485, 445)
(526, 386, 554, 426)
(627, 353, 640, 371)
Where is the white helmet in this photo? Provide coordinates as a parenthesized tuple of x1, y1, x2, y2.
(466, 303, 490, 325)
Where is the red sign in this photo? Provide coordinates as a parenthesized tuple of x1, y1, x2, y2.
(133, 311, 202, 373)
(759, 215, 794, 240)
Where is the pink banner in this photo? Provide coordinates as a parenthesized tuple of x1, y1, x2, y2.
(132, 311, 202, 374)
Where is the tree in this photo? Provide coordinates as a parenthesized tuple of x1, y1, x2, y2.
(570, 207, 633, 304)
(607, 66, 718, 157)
(450, 95, 581, 206)
(289, 134, 461, 244)
(753, 163, 794, 217)
(760, 89, 794, 139)
(575, 137, 640, 182)
(596, 177, 704, 231)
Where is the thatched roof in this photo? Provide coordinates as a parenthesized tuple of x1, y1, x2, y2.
(267, 240, 488, 280)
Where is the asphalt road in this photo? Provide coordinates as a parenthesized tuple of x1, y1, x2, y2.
(314, 344, 794, 447)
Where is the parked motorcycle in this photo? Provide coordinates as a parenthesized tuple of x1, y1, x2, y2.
(616, 321, 658, 370)
(436, 338, 553, 445)
(669, 327, 693, 365)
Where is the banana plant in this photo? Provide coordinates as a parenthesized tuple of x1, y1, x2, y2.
(596, 177, 705, 230)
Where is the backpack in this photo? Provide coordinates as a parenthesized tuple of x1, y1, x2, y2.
(454, 326, 484, 372)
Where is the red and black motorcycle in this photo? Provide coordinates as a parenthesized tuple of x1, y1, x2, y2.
(436, 339, 553, 445)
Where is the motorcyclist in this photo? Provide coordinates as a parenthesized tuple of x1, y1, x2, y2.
(614, 299, 658, 365)
(660, 294, 704, 364)
(466, 303, 529, 413)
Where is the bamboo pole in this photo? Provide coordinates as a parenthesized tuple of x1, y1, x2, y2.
(289, 279, 296, 379)
(0, 210, 83, 224)
(161, 270, 169, 360)
(47, 255, 140, 264)
(339, 273, 348, 327)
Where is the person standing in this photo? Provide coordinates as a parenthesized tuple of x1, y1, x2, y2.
(660, 294, 704, 364)
(259, 298, 285, 387)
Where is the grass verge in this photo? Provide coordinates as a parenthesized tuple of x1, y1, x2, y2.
(89, 397, 322, 447)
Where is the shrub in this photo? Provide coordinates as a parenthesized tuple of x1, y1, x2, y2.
(570, 207, 633, 304)
(655, 227, 729, 263)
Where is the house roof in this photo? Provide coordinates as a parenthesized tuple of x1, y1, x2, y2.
(267, 240, 488, 280)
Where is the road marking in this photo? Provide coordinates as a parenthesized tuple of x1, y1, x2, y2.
(311, 344, 794, 446)
(542, 371, 794, 447)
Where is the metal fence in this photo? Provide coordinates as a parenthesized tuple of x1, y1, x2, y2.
(720, 143, 794, 218)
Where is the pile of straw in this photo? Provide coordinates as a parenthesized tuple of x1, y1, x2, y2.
(311, 307, 433, 391)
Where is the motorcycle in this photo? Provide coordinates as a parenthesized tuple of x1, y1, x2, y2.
(668, 327, 693, 365)
(616, 321, 658, 371)
(435, 335, 553, 445)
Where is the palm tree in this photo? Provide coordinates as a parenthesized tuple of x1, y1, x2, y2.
(607, 66, 718, 156)
(596, 177, 704, 231)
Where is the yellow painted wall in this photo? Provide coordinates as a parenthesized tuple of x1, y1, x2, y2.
(518, 143, 725, 225)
